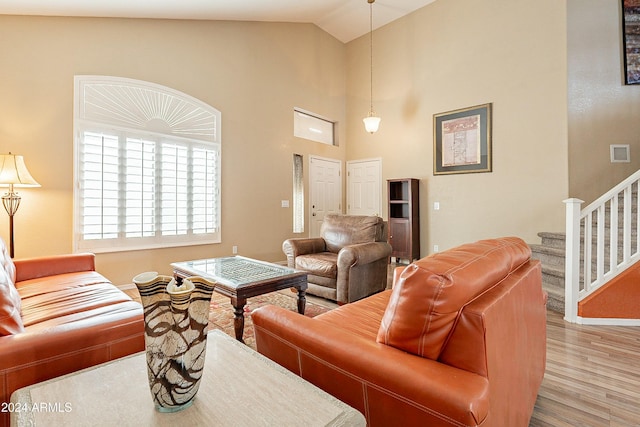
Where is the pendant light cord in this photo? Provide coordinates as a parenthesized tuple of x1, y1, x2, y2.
(362, 0, 380, 133)
(369, 0, 374, 114)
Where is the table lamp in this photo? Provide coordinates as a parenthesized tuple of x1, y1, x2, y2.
(0, 153, 40, 257)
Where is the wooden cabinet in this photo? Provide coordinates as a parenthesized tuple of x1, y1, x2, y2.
(387, 179, 420, 262)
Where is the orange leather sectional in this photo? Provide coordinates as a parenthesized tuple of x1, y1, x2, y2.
(0, 240, 144, 427)
(253, 237, 548, 426)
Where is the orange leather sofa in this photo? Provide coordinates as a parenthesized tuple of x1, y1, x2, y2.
(0, 239, 144, 427)
(253, 237, 548, 427)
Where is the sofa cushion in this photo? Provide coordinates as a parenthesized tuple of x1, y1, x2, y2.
(315, 290, 391, 340)
(17, 271, 133, 328)
(320, 214, 383, 253)
(376, 237, 531, 360)
(295, 252, 338, 279)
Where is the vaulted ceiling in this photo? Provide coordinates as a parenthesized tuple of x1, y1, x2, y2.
(0, 0, 436, 43)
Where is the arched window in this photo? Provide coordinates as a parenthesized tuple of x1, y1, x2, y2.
(73, 76, 221, 252)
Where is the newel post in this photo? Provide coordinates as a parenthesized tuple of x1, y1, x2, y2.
(564, 198, 583, 323)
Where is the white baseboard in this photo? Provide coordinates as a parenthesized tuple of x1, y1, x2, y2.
(576, 316, 640, 326)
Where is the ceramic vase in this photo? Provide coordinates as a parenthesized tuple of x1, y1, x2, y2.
(133, 272, 215, 413)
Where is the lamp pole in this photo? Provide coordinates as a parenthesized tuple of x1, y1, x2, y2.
(2, 183, 21, 258)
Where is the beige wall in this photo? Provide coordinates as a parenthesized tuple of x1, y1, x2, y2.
(346, 0, 569, 254)
(568, 0, 640, 204)
(0, 16, 346, 284)
(0, 0, 577, 284)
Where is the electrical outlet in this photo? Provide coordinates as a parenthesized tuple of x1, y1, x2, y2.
(232, 246, 238, 254)
(434, 202, 440, 211)
(433, 245, 439, 252)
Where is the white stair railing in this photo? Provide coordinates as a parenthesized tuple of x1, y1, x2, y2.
(564, 170, 640, 323)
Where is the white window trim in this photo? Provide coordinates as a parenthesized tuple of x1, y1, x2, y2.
(73, 76, 222, 253)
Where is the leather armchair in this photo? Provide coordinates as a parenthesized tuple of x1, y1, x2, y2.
(283, 214, 392, 304)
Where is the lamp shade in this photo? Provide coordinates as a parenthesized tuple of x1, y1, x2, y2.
(0, 154, 40, 187)
(363, 115, 381, 134)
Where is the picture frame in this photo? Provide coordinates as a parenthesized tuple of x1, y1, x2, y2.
(433, 103, 492, 175)
(622, 0, 640, 85)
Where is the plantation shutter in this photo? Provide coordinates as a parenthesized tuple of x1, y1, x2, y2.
(81, 132, 120, 240)
(74, 75, 221, 253)
(77, 131, 220, 251)
(192, 147, 219, 235)
(125, 137, 156, 238)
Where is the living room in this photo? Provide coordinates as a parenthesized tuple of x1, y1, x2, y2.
(1, 0, 640, 425)
(4, 0, 632, 284)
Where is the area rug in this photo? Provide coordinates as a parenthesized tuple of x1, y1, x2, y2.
(122, 286, 332, 350)
(207, 290, 331, 349)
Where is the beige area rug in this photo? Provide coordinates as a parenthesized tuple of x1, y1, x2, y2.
(123, 287, 333, 350)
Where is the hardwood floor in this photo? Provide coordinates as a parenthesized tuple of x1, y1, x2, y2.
(530, 310, 640, 426)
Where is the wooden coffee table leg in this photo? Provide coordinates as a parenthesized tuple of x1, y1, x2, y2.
(231, 297, 246, 343)
(296, 288, 306, 315)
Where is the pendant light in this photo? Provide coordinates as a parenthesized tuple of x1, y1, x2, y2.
(363, 0, 381, 134)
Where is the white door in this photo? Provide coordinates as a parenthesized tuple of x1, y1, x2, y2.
(309, 156, 342, 237)
(347, 158, 382, 216)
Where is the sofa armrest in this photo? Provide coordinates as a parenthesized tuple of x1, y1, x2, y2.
(337, 241, 391, 268)
(14, 253, 96, 283)
(0, 302, 143, 408)
(336, 242, 392, 302)
(282, 238, 326, 267)
(253, 305, 490, 426)
(0, 304, 142, 371)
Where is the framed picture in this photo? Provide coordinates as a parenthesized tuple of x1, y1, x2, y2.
(433, 103, 492, 175)
(622, 0, 640, 85)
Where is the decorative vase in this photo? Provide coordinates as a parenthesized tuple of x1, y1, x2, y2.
(133, 272, 215, 413)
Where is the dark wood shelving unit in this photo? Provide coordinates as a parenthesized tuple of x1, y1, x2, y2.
(387, 178, 420, 263)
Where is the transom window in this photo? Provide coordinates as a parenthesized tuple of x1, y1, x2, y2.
(293, 108, 336, 146)
(73, 76, 221, 253)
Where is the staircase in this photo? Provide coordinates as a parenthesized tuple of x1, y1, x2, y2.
(531, 170, 640, 320)
(530, 232, 566, 313)
(531, 212, 640, 315)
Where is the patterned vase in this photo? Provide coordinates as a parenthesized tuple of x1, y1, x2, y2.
(133, 272, 215, 413)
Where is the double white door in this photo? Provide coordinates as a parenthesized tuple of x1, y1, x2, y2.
(309, 156, 382, 237)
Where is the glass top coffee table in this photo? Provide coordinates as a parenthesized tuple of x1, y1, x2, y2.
(171, 256, 307, 342)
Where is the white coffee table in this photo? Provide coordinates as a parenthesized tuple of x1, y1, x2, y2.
(10, 330, 365, 426)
